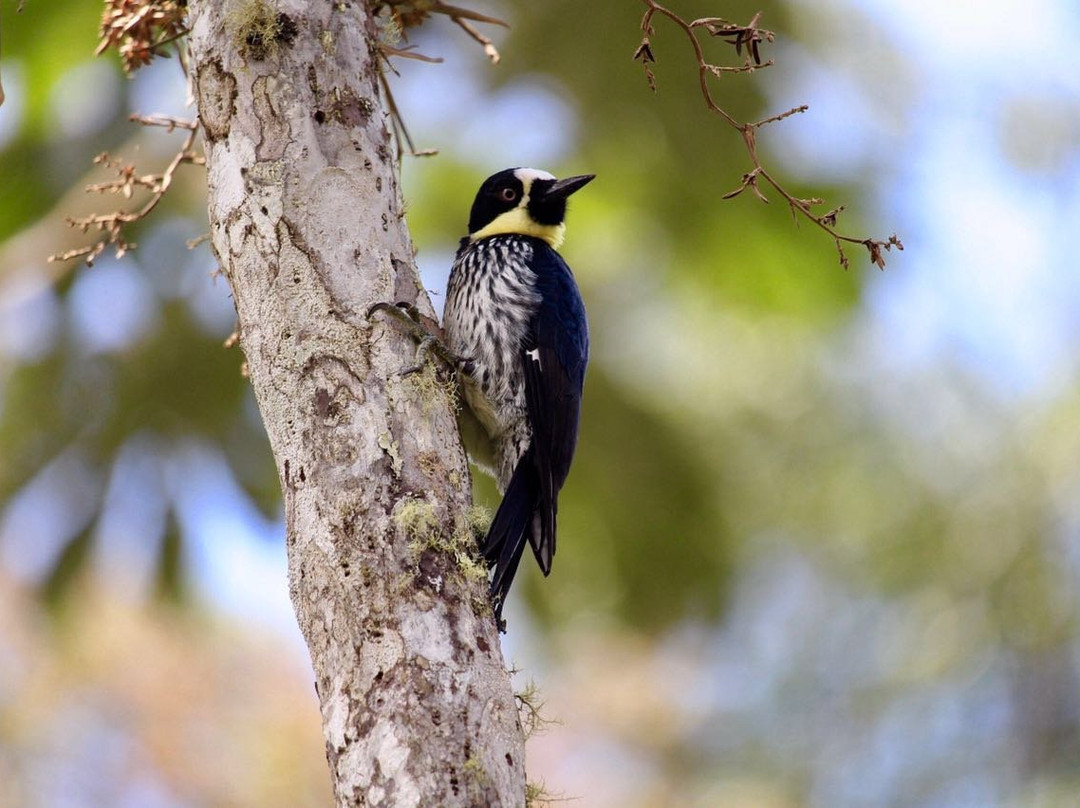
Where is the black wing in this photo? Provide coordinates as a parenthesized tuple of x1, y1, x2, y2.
(520, 242, 589, 574)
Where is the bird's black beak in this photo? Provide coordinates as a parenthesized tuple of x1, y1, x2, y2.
(540, 174, 595, 201)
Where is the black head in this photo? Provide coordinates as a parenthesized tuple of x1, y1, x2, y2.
(467, 168, 595, 248)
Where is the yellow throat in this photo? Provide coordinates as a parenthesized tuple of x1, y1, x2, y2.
(469, 208, 566, 249)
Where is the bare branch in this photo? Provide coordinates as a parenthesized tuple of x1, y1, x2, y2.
(380, 44, 444, 64)
(377, 67, 440, 159)
(637, 1, 903, 269)
(753, 104, 809, 129)
(374, 0, 507, 63)
(430, 1, 508, 28)
(722, 167, 769, 203)
(451, 15, 500, 63)
(372, 1, 507, 157)
(130, 113, 199, 131)
(49, 123, 201, 266)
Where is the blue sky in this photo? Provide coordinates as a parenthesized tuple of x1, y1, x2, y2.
(831, 0, 1079, 400)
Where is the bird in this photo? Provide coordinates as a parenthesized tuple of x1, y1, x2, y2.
(443, 167, 593, 626)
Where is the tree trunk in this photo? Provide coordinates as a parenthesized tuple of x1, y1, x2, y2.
(186, 2, 526, 805)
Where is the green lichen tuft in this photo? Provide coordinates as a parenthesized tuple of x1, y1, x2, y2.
(372, 3, 404, 47)
(226, 0, 297, 61)
(393, 497, 440, 548)
(461, 504, 492, 541)
(461, 754, 491, 798)
(319, 28, 335, 55)
(405, 363, 459, 415)
(525, 780, 556, 808)
(393, 497, 490, 589)
(515, 679, 554, 741)
(462, 755, 486, 779)
(450, 505, 491, 586)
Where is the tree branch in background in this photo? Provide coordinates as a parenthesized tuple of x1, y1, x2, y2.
(374, 0, 508, 63)
(635, 1, 903, 269)
(52, 0, 510, 259)
(372, 0, 507, 157)
(45, 0, 196, 266)
(48, 116, 201, 266)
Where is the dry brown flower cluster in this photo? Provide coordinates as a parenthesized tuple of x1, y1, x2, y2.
(96, 0, 187, 73)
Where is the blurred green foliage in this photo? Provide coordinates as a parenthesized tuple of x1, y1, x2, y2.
(3, 1, 1080, 802)
(0, 0, 1010, 628)
(0, 0, 1067, 636)
(1, 0, 866, 626)
(0, 0, 274, 606)
(1, 1, 119, 238)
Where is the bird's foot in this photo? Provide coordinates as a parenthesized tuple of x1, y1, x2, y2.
(367, 301, 472, 378)
(366, 301, 428, 343)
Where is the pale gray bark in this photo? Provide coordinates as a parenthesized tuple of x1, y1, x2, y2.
(187, 2, 525, 805)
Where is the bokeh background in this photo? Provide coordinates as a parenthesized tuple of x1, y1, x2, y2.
(3, 0, 1080, 805)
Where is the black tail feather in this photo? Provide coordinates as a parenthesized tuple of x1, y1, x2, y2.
(483, 450, 539, 624)
(490, 530, 527, 628)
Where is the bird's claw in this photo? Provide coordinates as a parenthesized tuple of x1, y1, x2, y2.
(396, 335, 440, 377)
(367, 300, 424, 333)
(368, 300, 471, 377)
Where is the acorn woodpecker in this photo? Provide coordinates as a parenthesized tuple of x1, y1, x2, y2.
(444, 168, 593, 624)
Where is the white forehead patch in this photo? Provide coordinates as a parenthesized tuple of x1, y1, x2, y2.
(512, 168, 555, 208)
(513, 167, 556, 186)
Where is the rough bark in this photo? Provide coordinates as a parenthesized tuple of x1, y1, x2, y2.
(186, 2, 526, 805)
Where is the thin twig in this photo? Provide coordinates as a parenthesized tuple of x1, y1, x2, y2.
(753, 104, 808, 128)
(378, 67, 438, 159)
(376, 0, 507, 63)
(452, 16, 500, 63)
(381, 44, 444, 64)
(430, 1, 508, 28)
(373, 1, 507, 156)
(49, 123, 201, 265)
(147, 26, 190, 52)
(636, 1, 903, 269)
(186, 232, 211, 250)
(130, 113, 199, 131)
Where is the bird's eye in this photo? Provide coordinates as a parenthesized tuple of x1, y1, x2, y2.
(499, 187, 517, 202)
